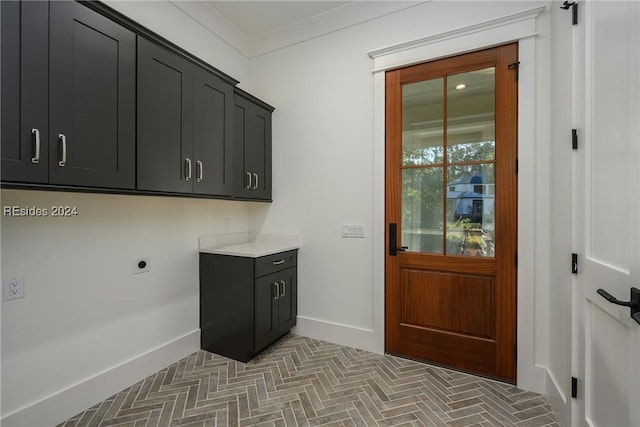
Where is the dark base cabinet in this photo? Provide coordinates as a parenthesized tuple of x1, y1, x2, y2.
(200, 250, 297, 362)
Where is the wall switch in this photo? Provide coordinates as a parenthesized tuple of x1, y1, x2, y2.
(3, 276, 25, 301)
(133, 257, 151, 274)
(342, 223, 365, 238)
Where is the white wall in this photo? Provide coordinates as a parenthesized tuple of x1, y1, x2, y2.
(1, 2, 253, 425)
(1, 0, 577, 424)
(248, 0, 570, 400)
(0, 191, 252, 424)
(103, 0, 249, 85)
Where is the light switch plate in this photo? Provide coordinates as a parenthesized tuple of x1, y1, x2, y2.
(342, 223, 365, 238)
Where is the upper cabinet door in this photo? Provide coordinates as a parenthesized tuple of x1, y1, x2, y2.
(1, 1, 49, 183)
(49, 1, 136, 189)
(137, 37, 194, 194)
(193, 67, 234, 196)
(233, 94, 273, 200)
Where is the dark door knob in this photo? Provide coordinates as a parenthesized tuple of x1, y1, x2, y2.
(597, 287, 640, 325)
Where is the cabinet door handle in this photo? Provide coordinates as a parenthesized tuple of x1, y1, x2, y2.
(280, 280, 286, 298)
(58, 133, 67, 167)
(253, 173, 259, 190)
(196, 160, 203, 182)
(272, 259, 285, 266)
(185, 158, 192, 181)
(31, 129, 41, 164)
(246, 171, 252, 189)
(274, 282, 280, 300)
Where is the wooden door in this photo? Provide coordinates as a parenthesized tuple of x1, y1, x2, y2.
(193, 67, 234, 196)
(573, 2, 640, 425)
(385, 44, 518, 382)
(137, 37, 194, 193)
(49, 1, 135, 189)
(1, 1, 49, 183)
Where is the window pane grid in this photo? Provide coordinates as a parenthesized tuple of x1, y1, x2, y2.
(401, 66, 496, 257)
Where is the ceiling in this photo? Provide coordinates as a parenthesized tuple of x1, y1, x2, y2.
(202, 1, 351, 39)
(170, 1, 424, 57)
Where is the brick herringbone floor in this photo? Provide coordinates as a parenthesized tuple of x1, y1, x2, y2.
(59, 335, 559, 427)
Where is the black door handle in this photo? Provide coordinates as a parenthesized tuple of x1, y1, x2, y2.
(596, 287, 640, 325)
(388, 223, 407, 256)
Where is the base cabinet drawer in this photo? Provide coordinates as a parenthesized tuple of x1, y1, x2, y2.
(200, 250, 298, 362)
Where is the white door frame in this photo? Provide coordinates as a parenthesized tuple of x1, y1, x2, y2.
(368, 5, 547, 393)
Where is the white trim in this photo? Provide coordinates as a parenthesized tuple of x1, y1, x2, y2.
(293, 317, 379, 353)
(1, 331, 200, 427)
(545, 366, 571, 426)
(368, 6, 544, 73)
(370, 5, 546, 393)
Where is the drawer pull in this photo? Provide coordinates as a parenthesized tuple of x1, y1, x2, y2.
(280, 280, 286, 298)
(31, 129, 40, 164)
(272, 259, 285, 266)
(185, 158, 192, 181)
(58, 133, 67, 167)
(196, 160, 203, 182)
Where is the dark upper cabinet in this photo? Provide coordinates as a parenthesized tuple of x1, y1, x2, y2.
(138, 38, 233, 196)
(1, 1, 136, 189)
(1, 1, 49, 183)
(234, 90, 273, 200)
(49, 1, 136, 189)
(2, 1, 271, 201)
(193, 68, 234, 196)
(137, 38, 194, 194)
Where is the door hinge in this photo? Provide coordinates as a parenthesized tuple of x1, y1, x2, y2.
(571, 376, 578, 398)
(515, 158, 519, 174)
(572, 253, 578, 274)
(515, 253, 518, 268)
(508, 61, 521, 81)
(561, 1, 579, 26)
(513, 345, 517, 361)
(572, 129, 578, 150)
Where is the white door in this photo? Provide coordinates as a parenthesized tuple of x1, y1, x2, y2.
(573, 1, 640, 426)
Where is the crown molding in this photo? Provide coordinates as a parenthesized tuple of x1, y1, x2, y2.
(368, 5, 546, 72)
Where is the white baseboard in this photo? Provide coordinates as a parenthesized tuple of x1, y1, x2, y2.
(293, 316, 383, 354)
(1, 330, 200, 427)
(545, 367, 571, 426)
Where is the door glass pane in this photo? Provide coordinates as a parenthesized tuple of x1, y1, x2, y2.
(402, 168, 444, 254)
(446, 163, 495, 257)
(447, 68, 495, 163)
(402, 78, 444, 165)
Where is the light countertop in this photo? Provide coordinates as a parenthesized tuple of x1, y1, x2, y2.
(199, 233, 300, 258)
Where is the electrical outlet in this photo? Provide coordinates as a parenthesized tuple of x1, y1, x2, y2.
(133, 257, 151, 274)
(224, 218, 231, 231)
(3, 276, 25, 301)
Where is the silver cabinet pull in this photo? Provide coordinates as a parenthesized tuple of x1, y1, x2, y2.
(246, 171, 252, 189)
(196, 160, 203, 182)
(31, 129, 40, 164)
(274, 282, 280, 300)
(253, 173, 259, 190)
(272, 259, 285, 266)
(185, 158, 192, 181)
(58, 133, 67, 167)
(280, 280, 286, 298)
